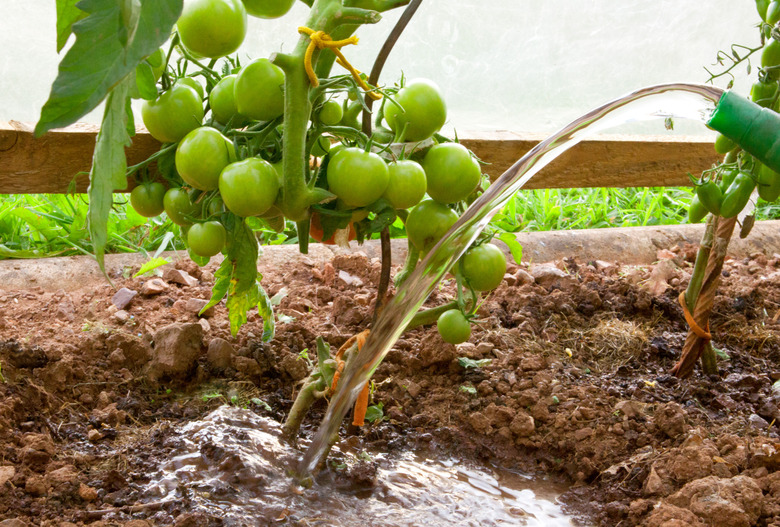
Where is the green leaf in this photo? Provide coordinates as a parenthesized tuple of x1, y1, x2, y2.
(250, 397, 272, 411)
(37, 0, 183, 136)
(498, 232, 523, 264)
(459, 385, 477, 395)
(316, 337, 337, 387)
(365, 402, 384, 424)
(134, 256, 170, 277)
(457, 357, 492, 369)
(227, 283, 260, 336)
(202, 258, 231, 312)
(187, 248, 211, 267)
(56, 0, 87, 53)
(135, 63, 159, 101)
(257, 283, 275, 342)
(87, 79, 132, 273)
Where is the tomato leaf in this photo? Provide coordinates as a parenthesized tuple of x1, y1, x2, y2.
(498, 232, 523, 265)
(257, 284, 275, 342)
(56, 0, 87, 53)
(87, 78, 132, 274)
(135, 63, 159, 101)
(203, 258, 231, 312)
(134, 256, 170, 277)
(365, 403, 384, 423)
(37, 0, 183, 136)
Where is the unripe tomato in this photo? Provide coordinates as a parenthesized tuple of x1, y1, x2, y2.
(713, 134, 736, 155)
(311, 136, 331, 157)
(209, 74, 247, 125)
(422, 143, 481, 204)
(695, 181, 723, 216)
(176, 77, 205, 99)
(405, 199, 458, 254)
(758, 0, 771, 21)
(130, 182, 167, 217)
(384, 79, 447, 142)
(164, 188, 197, 225)
(141, 84, 204, 143)
(768, 0, 780, 24)
(762, 39, 780, 80)
(750, 79, 778, 108)
(383, 160, 427, 210)
(757, 163, 780, 202)
(460, 244, 507, 292)
(721, 171, 756, 218)
(219, 158, 280, 217)
(437, 309, 471, 344)
(688, 195, 708, 224)
(177, 0, 247, 59)
(326, 147, 389, 207)
(242, 0, 294, 18)
(175, 127, 234, 190)
(318, 100, 343, 126)
(234, 59, 285, 121)
(187, 221, 227, 257)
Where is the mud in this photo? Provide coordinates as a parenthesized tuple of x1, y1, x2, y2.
(0, 244, 778, 526)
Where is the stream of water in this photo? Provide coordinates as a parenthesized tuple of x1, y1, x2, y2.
(301, 83, 726, 473)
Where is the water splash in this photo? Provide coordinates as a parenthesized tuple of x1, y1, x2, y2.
(301, 83, 725, 473)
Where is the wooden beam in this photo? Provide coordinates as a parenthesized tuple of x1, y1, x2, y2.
(0, 121, 719, 194)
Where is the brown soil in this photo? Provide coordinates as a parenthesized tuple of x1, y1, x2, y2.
(0, 245, 779, 527)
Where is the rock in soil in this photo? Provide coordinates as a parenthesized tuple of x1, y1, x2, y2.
(148, 322, 204, 380)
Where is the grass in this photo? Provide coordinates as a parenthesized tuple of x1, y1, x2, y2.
(2, 187, 780, 259)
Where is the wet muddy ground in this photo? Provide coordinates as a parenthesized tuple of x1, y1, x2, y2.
(0, 244, 778, 526)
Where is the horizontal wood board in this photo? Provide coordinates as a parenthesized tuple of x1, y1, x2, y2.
(0, 121, 719, 194)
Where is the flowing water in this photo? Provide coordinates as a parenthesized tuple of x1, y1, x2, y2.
(146, 406, 576, 525)
(301, 83, 726, 472)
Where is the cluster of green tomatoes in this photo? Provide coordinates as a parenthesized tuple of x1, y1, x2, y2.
(127, 0, 508, 345)
(690, 2, 780, 223)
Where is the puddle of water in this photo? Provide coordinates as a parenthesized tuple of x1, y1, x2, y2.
(145, 406, 579, 526)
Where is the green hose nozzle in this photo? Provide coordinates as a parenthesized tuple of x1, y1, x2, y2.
(707, 91, 780, 173)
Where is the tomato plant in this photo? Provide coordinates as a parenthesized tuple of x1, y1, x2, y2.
(164, 187, 197, 226)
(326, 147, 389, 207)
(209, 74, 245, 125)
(310, 211, 356, 245)
(405, 199, 459, 254)
(130, 182, 167, 218)
(422, 143, 482, 204)
(141, 83, 204, 144)
(188, 221, 227, 257)
(720, 171, 756, 218)
(437, 309, 471, 344)
(383, 78, 447, 142)
(219, 158, 280, 217)
(177, 0, 248, 58)
(317, 100, 343, 126)
(234, 58, 286, 121)
(460, 243, 507, 292)
(176, 127, 235, 190)
(695, 181, 723, 216)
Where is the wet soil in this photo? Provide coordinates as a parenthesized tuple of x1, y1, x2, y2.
(0, 244, 779, 526)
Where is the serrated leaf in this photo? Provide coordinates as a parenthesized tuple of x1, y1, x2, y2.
(457, 357, 492, 369)
(135, 62, 159, 101)
(227, 282, 260, 336)
(498, 232, 523, 264)
(134, 256, 170, 277)
(37, 0, 183, 136)
(56, 0, 87, 52)
(88, 79, 132, 274)
(365, 403, 384, 423)
(202, 258, 231, 312)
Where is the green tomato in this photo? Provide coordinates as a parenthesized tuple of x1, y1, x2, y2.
(721, 171, 756, 218)
(405, 199, 458, 254)
(177, 0, 247, 59)
(460, 244, 507, 292)
(768, 0, 780, 24)
(422, 143, 481, 204)
(688, 195, 708, 224)
(713, 134, 736, 155)
(384, 79, 447, 142)
(219, 158, 280, 217)
(176, 77, 205, 99)
(234, 58, 285, 121)
(695, 181, 723, 216)
(383, 160, 427, 210)
(209, 74, 247, 125)
(326, 147, 389, 207)
(758, 0, 771, 20)
(130, 182, 167, 217)
(187, 221, 227, 257)
(762, 39, 780, 80)
(751, 79, 778, 108)
(311, 136, 331, 157)
(164, 188, 197, 225)
(318, 100, 343, 126)
(757, 163, 780, 202)
(241, 0, 294, 18)
(175, 127, 234, 191)
(437, 309, 471, 344)
(141, 83, 204, 143)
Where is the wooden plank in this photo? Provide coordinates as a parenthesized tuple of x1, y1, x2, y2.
(0, 121, 719, 194)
